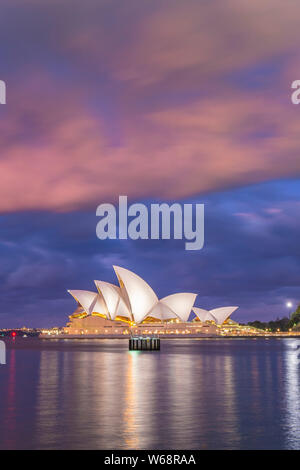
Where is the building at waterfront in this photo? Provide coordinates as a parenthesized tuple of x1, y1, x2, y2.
(63, 266, 242, 336)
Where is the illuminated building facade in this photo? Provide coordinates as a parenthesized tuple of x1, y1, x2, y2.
(62, 266, 243, 337)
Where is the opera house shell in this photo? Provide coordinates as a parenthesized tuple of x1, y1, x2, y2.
(65, 267, 239, 336)
(192, 306, 239, 325)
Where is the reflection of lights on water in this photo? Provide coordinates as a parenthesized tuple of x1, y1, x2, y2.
(3, 349, 16, 448)
(124, 350, 139, 448)
(124, 349, 158, 449)
(284, 339, 300, 449)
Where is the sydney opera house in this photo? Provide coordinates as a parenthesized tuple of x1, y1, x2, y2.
(64, 266, 241, 337)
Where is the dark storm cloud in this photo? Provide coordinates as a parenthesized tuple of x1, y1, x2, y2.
(0, 180, 299, 327)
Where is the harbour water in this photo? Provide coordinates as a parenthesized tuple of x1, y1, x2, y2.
(0, 337, 299, 450)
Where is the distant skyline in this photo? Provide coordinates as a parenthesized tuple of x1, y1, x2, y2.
(0, 0, 300, 327)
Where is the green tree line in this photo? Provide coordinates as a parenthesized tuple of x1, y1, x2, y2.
(246, 305, 300, 332)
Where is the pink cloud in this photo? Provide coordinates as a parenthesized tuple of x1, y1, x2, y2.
(1, 1, 300, 212)
(264, 208, 282, 214)
(1, 82, 300, 212)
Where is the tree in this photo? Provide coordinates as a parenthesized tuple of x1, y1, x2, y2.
(247, 306, 300, 332)
(289, 305, 300, 330)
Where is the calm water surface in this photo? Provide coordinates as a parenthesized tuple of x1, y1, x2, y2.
(0, 337, 299, 450)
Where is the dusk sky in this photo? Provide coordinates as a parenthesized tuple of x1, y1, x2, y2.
(1, 0, 300, 327)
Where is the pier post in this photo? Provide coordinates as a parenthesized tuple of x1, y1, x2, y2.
(129, 336, 160, 351)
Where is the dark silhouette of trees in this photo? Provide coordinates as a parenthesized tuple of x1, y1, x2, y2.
(247, 305, 300, 332)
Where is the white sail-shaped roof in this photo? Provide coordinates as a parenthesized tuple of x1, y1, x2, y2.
(193, 307, 216, 322)
(113, 266, 158, 324)
(115, 295, 131, 320)
(95, 281, 119, 320)
(148, 301, 178, 321)
(67, 290, 98, 316)
(94, 280, 131, 320)
(91, 294, 108, 317)
(160, 293, 197, 322)
(210, 306, 238, 325)
(68, 268, 238, 326)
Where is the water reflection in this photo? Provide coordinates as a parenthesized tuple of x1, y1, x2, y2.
(284, 339, 300, 449)
(0, 338, 299, 449)
(2, 349, 16, 449)
(123, 351, 138, 448)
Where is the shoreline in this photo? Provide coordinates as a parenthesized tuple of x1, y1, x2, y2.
(39, 334, 300, 340)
